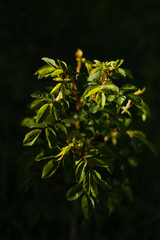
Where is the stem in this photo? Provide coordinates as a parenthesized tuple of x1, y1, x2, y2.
(63, 81, 78, 101)
(83, 156, 88, 162)
(117, 105, 121, 114)
(69, 200, 78, 240)
(121, 99, 133, 114)
(100, 70, 104, 82)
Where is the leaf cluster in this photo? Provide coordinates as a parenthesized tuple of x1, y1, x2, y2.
(22, 50, 156, 218)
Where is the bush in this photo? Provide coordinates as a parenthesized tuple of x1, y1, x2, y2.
(22, 49, 156, 219)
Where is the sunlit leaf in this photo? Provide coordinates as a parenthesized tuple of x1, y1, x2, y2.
(23, 129, 41, 146)
(36, 104, 50, 123)
(50, 83, 62, 94)
(51, 69, 63, 77)
(83, 172, 91, 195)
(88, 71, 102, 81)
(84, 86, 101, 99)
(75, 161, 87, 183)
(41, 57, 57, 67)
(81, 195, 93, 219)
(45, 128, 56, 149)
(66, 184, 83, 201)
(42, 159, 59, 178)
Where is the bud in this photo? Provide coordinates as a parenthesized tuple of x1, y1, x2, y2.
(75, 49, 83, 59)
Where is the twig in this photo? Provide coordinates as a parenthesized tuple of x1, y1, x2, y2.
(69, 200, 78, 240)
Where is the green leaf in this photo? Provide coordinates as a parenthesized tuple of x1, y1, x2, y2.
(95, 91, 106, 109)
(131, 137, 143, 153)
(127, 130, 157, 156)
(21, 118, 35, 127)
(52, 77, 64, 82)
(75, 161, 87, 183)
(83, 172, 91, 195)
(90, 174, 98, 197)
(35, 150, 56, 161)
(89, 158, 110, 170)
(127, 157, 138, 167)
(107, 95, 115, 102)
(121, 106, 132, 117)
(42, 159, 59, 178)
(54, 143, 74, 161)
(30, 99, 50, 109)
(51, 69, 63, 77)
(121, 179, 134, 201)
(66, 184, 83, 201)
(41, 57, 57, 67)
(29, 122, 47, 129)
(52, 102, 61, 121)
(138, 102, 150, 122)
(115, 59, 124, 68)
(92, 170, 109, 187)
(45, 128, 56, 149)
(88, 71, 102, 82)
(115, 93, 126, 105)
(121, 84, 137, 93)
(35, 65, 55, 79)
(36, 104, 50, 123)
(84, 86, 101, 99)
(101, 82, 119, 93)
(81, 195, 93, 219)
(50, 83, 62, 94)
(125, 69, 133, 79)
(82, 85, 98, 98)
(31, 91, 50, 99)
(107, 196, 115, 215)
(23, 129, 41, 146)
(57, 59, 67, 71)
(54, 123, 67, 135)
(92, 170, 102, 182)
(101, 92, 106, 109)
(127, 93, 143, 107)
(117, 68, 126, 77)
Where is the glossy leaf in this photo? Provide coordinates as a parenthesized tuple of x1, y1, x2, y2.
(75, 161, 87, 183)
(35, 65, 55, 79)
(83, 172, 91, 195)
(81, 195, 93, 219)
(36, 104, 50, 123)
(41, 57, 57, 67)
(57, 59, 67, 71)
(35, 150, 56, 161)
(66, 184, 83, 201)
(45, 128, 56, 149)
(84, 86, 101, 99)
(42, 159, 59, 178)
(89, 158, 110, 170)
(121, 84, 137, 92)
(50, 83, 62, 94)
(92, 170, 109, 187)
(101, 82, 119, 93)
(54, 143, 74, 161)
(54, 123, 67, 135)
(31, 91, 50, 99)
(115, 59, 124, 68)
(127, 93, 143, 107)
(127, 130, 157, 156)
(23, 129, 41, 146)
(90, 174, 98, 197)
(117, 68, 126, 77)
(88, 71, 102, 82)
(51, 69, 63, 77)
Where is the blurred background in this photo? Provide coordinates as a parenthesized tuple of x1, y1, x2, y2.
(0, 0, 160, 239)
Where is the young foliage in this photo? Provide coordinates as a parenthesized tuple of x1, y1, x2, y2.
(22, 49, 156, 219)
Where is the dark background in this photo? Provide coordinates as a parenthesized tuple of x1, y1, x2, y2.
(0, 0, 160, 239)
